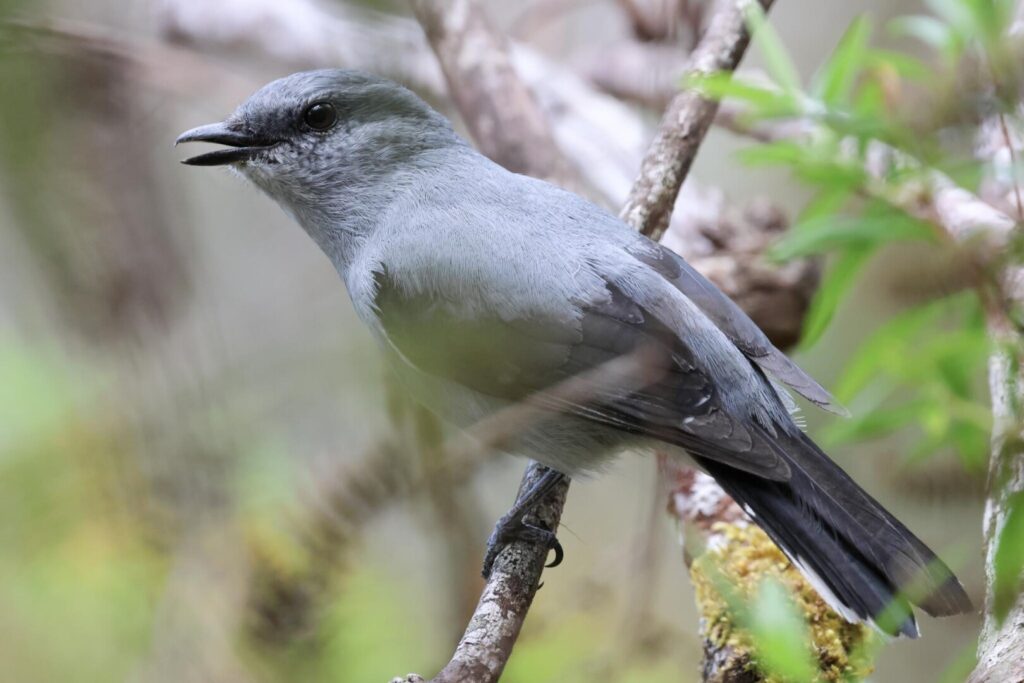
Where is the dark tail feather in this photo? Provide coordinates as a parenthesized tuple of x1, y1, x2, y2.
(697, 430, 972, 638)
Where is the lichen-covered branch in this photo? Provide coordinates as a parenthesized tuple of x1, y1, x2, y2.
(971, 331, 1024, 683)
(620, 0, 774, 241)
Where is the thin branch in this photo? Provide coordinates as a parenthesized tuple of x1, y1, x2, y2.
(713, 102, 1018, 254)
(996, 112, 1023, 222)
(583, 39, 687, 110)
(409, 0, 584, 192)
(620, 0, 775, 241)
(616, 0, 698, 43)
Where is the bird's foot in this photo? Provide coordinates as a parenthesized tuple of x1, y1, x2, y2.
(481, 512, 563, 579)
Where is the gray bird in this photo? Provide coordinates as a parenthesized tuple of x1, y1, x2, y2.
(177, 69, 971, 637)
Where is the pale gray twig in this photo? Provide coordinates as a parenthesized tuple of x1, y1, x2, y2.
(620, 0, 775, 242)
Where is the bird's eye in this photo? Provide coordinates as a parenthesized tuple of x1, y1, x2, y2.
(303, 102, 337, 131)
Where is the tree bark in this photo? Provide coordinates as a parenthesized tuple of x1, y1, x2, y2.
(619, 0, 774, 242)
(429, 464, 569, 683)
(971, 334, 1024, 683)
(970, 7, 1024, 675)
(409, 0, 583, 191)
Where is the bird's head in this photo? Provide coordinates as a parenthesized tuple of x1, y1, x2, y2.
(176, 69, 462, 232)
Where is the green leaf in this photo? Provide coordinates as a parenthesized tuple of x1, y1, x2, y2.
(738, 138, 868, 190)
(993, 491, 1024, 624)
(824, 396, 934, 445)
(685, 73, 797, 116)
(923, 0, 977, 37)
(770, 210, 934, 260)
(833, 310, 935, 401)
(813, 16, 872, 106)
(798, 246, 872, 349)
(747, 579, 817, 682)
(907, 409, 952, 462)
(948, 419, 990, 472)
(852, 76, 886, 120)
(888, 15, 956, 50)
(938, 643, 979, 683)
(865, 49, 933, 81)
(926, 0, 1013, 45)
(738, 140, 809, 166)
(744, 3, 803, 95)
(798, 187, 852, 224)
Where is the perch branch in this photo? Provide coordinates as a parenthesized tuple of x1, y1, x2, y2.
(428, 463, 568, 683)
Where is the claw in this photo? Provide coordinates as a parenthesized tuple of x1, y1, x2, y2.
(481, 466, 568, 579)
(545, 537, 564, 568)
(481, 515, 565, 579)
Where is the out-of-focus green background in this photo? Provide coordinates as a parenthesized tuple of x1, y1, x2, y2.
(0, 0, 987, 681)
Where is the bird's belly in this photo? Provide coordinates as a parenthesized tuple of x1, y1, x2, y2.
(388, 351, 631, 475)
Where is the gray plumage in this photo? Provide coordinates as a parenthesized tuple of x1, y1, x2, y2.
(177, 69, 971, 636)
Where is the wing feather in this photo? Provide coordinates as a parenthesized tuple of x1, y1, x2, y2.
(372, 268, 791, 480)
(629, 242, 847, 415)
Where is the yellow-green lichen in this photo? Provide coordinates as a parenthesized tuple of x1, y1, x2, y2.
(691, 522, 874, 682)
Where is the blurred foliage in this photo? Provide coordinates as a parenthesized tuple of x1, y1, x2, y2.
(0, 335, 682, 682)
(0, 340, 161, 682)
(690, 0, 1024, 677)
(824, 292, 991, 473)
(692, 1, 1007, 474)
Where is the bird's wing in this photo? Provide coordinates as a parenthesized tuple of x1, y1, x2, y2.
(628, 242, 846, 415)
(371, 266, 792, 481)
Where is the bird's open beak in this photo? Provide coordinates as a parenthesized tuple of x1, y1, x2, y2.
(175, 121, 279, 166)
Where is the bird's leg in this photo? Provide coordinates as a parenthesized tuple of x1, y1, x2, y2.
(482, 466, 567, 579)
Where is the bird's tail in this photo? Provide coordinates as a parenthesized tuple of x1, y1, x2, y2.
(696, 430, 972, 638)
